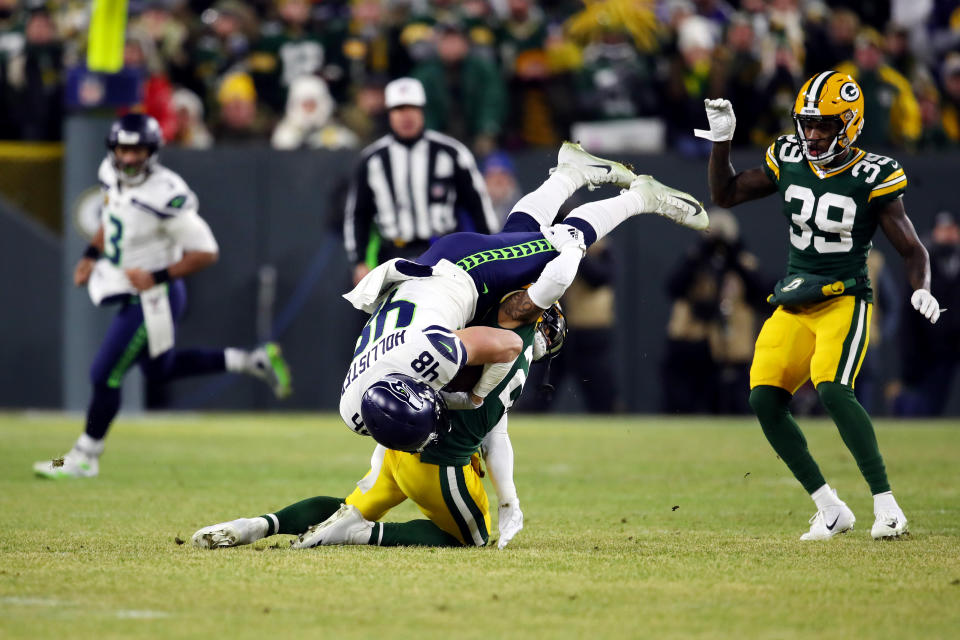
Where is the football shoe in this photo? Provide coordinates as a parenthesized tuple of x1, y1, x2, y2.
(33, 450, 98, 479)
(871, 509, 909, 540)
(551, 141, 636, 191)
(800, 502, 856, 541)
(192, 517, 268, 549)
(249, 342, 292, 399)
(291, 504, 374, 548)
(628, 175, 710, 231)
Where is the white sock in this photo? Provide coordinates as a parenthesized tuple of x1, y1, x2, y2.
(811, 483, 843, 510)
(224, 348, 250, 373)
(564, 191, 642, 243)
(873, 491, 900, 514)
(509, 172, 578, 226)
(246, 517, 270, 540)
(74, 433, 105, 457)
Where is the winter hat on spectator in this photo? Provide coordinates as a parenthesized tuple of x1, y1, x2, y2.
(284, 75, 335, 128)
(218, 72, 256, 104)
(677, 15, 716, 53)
(385, 77, 426, 109)
(483, 151, 515, 175)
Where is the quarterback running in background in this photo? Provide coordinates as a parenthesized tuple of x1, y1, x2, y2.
(695, 73, 939, 540)
(34, 114, 292, 479)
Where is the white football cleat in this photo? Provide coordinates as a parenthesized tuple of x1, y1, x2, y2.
(291, 504, 374, 549)
(192, 517, 268, 549)
(800, 502, 856, 541)
(248, 342, 292, 399)
(871, 509, 909, 540)
(33, 450, 98, 479)
(551, 141, 636, 191)
(628, 175, 709, 231)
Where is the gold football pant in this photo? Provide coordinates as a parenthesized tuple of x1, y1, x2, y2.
(345, 449, 491, 547)
(750, 296, 872, 392)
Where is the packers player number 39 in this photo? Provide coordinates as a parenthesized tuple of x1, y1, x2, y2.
(694, 71, 938, 542)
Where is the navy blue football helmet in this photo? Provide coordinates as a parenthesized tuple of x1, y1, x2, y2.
(105, 113, 163, 181)
(360, 373, 449, 453)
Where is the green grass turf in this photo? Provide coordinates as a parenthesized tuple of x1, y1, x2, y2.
(1, 412, 958, 639)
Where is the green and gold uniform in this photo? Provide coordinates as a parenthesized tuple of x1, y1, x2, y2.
(345, 322, 536, 546)
(751, 134, 907, 392)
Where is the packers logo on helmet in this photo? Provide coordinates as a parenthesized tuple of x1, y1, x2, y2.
(793, 72, 865, 165)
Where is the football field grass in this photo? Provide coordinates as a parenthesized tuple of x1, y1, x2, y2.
(1, 412, 958, 639)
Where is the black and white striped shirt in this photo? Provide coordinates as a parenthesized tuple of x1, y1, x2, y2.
(344, 130, 498, 265)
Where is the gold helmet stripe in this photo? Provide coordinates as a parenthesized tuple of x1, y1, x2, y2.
(805, 70, 837, 109)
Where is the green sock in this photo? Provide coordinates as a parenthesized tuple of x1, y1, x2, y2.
(370, 519, 463, 547)
(260, 496, 344, 536)
(816, 382, 890, 494)
(749, 385, 826, 494)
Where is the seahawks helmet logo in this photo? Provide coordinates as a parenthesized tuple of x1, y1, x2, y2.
(839, 82, 860, 102)
(781, 277, 805, 292)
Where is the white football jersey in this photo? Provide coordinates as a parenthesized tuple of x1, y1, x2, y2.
(339, 268, 476, 435)
(88, 158, 218, 304)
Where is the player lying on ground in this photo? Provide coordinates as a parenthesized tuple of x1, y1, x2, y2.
(694, 72, 939, 540)
(191, 302, 566, 549)
(338, 141, 709, 442)
(34, 114, 292, 480)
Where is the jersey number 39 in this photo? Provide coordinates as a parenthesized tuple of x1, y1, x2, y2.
(784, 185, 857, 254)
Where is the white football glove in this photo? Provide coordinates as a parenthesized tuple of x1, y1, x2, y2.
(532, 331, 548, 361)
(693, 98, 736, 142)
(540, 224, 586, 254)
(497, 499, 523, 549)
(911, 289, 941, 324)
(440, 390, 481, 410)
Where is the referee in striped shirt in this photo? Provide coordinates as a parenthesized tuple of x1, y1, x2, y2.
(344, 77, 499, 286)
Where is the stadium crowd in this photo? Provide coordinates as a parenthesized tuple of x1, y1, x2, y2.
(2, 0, 960, 153)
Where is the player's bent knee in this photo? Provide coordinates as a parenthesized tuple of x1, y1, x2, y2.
(815, 381, 856, 411)
(749, 385, 791, 420)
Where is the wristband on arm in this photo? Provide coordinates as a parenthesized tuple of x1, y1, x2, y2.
(83, 245, 101, 260)
(151, 268, 171, 284)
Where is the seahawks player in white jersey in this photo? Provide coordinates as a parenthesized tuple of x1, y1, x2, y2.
(339, 141, 710, 439)
(33, 114, 292, 479)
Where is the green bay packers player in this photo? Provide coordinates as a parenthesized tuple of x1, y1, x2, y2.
(694, 72, 940, 540)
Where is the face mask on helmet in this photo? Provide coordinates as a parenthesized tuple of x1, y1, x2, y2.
(534, 302, 567, 362)
(360, 374, 450, 453)
(793, 72, 864, 166)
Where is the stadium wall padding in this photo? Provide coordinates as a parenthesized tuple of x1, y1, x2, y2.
(41, 116, 960, 414)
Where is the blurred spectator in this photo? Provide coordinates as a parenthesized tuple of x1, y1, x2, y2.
(575, 27, 655, 122)
(896, 212, 960, 416)
(940, 53, 960, 144)
(836, 28, 921, 148)
(411, 20, 506, 156)
(271, 75, 358, 150)
(124, 30, 175, 142)
(710, 13, 764, 146)
(249, 0, 348, 113)
(664, 15, 719, 154)
(169, 88, 213, 149)
(343, 77, 497, 286)
(804, 7, 859, 76)
(661, 210, 765, 414)
(3, 7, 63, 141)
(520, 238, 621, 414)
(130, 1, 191, 92)
(338, 75, 389, 144)
(187, 0, 257, 111)
(211, 72, 272, 143)
(482, 151, 521, 227)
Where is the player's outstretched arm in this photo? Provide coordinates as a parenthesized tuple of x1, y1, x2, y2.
(693, 99, 777, 207)
(454, 326, 523, 365)
(878, 198, 940, 323)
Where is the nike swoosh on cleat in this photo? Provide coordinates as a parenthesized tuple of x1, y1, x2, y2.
(826, 515, 840, 531)
(677, 197, 703, 212)
(887, 521, 898, 529)
(587, 164, 612, 174)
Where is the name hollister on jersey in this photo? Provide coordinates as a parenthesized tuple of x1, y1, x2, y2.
(341, 330, 407, 394)
(762, 134, 907, 302)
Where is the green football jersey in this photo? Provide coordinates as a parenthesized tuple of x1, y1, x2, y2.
(419, 322, 536, 467)
(762, 135, 908, 302)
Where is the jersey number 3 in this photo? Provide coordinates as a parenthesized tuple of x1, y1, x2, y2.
(784, 185, 856, 254)
(104, 214, 124, 265)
